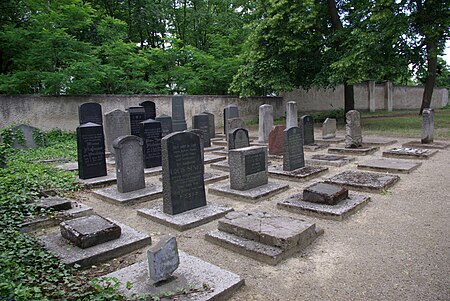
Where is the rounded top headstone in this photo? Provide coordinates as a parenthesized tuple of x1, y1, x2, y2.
(113, 135, 143, 149)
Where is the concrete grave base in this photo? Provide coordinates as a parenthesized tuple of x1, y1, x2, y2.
(268, 165, 328, 182)
(382, 147, 438, 160)
(105, 157, 115, 166)
(41, 220, 151, 267)
(328, 145, 379, 156)
(325, 171, 400, 192)
(103, 251, 244, 301)
(210, 160, 230, 172)
(77, 173, 117, 188)
(357, 159, 422, 174)
(144, 166, 163, 176)
(204, 154, 226, 164)
(212, 149, 228, 156)
(204, 145, 225, 152)
(211, 137, 223, 142)
(277, 193, 371, 221)
(93, 184, 163, 206)
(363, 137, 398, 146)
(54, 162, 78, 172)
(208, 182, 289, 203)
(314, 137, 345, 144)
(303, 144, 329, 152)
(205, 212, 323, 265)
(305, 154, 356, 167)
(203, 172, 228, 184)
(212, 140, 228, 146)
(137, 203, 233, 231)
(402, 140, 450, 149)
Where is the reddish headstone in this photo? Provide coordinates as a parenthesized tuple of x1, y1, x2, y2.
(268, 125, 286, 155)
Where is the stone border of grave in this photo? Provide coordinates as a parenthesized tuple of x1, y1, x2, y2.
(305, 155, 356, 167)
(325, 171, 400, 192)
(402, 140, 450, 150)
(357, 159, 422, 174)
(382, 147, 438, 160)
(267, 165, 328, 182)
(208, 182, 289, 203)
(92, 184, 163, 206)
(328, 145, 379, 156)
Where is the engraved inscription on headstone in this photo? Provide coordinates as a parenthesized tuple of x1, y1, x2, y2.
(114, 135, 145, 193)
(245, 152, 266, 175)
(229, 146, 268, 190)
(126, 106, 146, 137)
(139, 101, 156, 120)
(283, 126, 305, 171)
(155, 114, 173, 137)
(301, 115, 315, 145)
(104, 109, 131, 154)
(77, 122, 107, 179)
(79, 102, 102, 125)
(228, 128, 250, 150)
(171, 96, 187, 131)
(140, 119, 162, 168)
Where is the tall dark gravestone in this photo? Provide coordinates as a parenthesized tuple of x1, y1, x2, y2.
(283, 126, 305, 171)
(301, 115, 315, 145)
(162, 132, 206, 215)
(223, 105, 239, 134)
(77, 122, 107, 179)
(228, 128, 250, 150)
(126, 106, 146, 137)
(139, 101, 156, 120)
(201, 111, 215, 138)
(155, 114, 173, 137)
(192, 113, 211, 147)
(79, 103, 103, 125)
(171, 96, 187, 131)
(140, 119, 162, 168)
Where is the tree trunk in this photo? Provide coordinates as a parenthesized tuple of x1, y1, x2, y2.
(420, 38, 437, 114)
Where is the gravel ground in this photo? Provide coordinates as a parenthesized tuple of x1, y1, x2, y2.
(40, 131, 450, 301)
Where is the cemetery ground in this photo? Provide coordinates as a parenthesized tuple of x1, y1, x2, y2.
(1, 117, 450, 300)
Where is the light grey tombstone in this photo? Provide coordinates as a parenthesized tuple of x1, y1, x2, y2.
(286, 101, 298, 129)
(113, 135, 145, 193)
(421, 108, 434, 144)
(147, 235, 179, 282)
(368, 80, 376, 112)
(104, 109, 131, 154)
(223, 105, 239, 134)
(322, 118, 337, 139)
(155, 114, 173, 137)
(384, 80, 393, 112)
(201, 111, 215, 139)
(229, 146, 268, 191)
(171, 95, 187, 131)
(345, 110, 362, 148)
(283, 126, 305, 171)
(9, 124, 44, 149)
(226, 118, 245, 140)
(258, 104, 273, 143)
(301, 115, 315, 145)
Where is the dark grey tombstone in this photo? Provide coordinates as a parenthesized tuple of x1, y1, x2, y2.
(192, 113, 211, 147)
(301, 115, 315, 145)
(126, 106, 146, 137)
(155, 114, 173, 137)
(223, 105, 239, 134)
(79, 102, 102, 125)
(139, 101, 156, 120)
(77, 122, 107, 180)
(171, 95, 187, 131)
(9, 124, 45, 149)
(114, 135, 145, 193)
(283, 126, 305, 171)
(421, 108, 434, 144)
(228, 128, 250, 150)
(162, 132, 206, 215)
(104, 109, 131, 154)
(187, 129, 205, 163)
(201, 111, 215, 138)
(226, 118, 245, 140)
(140, 119, 162, 168)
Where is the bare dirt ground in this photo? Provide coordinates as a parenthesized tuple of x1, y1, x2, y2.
(39, 130, 450, 301)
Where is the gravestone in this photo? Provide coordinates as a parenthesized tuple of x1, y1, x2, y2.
(283, 126, 305, 171)
(79, 102, 102, 125)
(114, 135, 145, 193)
(192, 113, 211, 147)
(139, 101, 156, 120)
(226, 118, 245, 140)
(171, 96, 187, 131)
(228, 128, 250, 150)
(77, 122, 107, 180)
(188, 129, 205, 163)
(126, 106, 146, 137)
(140, 119, 162, 168)
(201, 111, 215, 138)
(147, 235, 179, 282)
(268, 125, 285, 156)
(229, 146, 268, 190)
(258, 104, 274, 143)
(104, 109, 131, 154)
(155, 114, 173, 137)
(345, 110, 362, 148)
(286, 101, 298, 129)
(301, 115, 315, 145)
(223, 105, 239, 134)
(8, 124, 45, 149)
(303, 182, 348, 205)
(421, 108, 434, 144)
(322, 118, 336, 139)
(162, 132, 206, 215)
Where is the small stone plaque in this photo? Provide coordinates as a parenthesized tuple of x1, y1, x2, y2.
(303, 182, 348, 205)
(245, 152, 266, 176)
(301, 115, 315, 145)
(77, 122, 107, 180)
(139, 101, 156, 120)
(126, 106, 146, 137)
(147, 235, 179, 283)
(140, 119, 162, 168)
(79, 102, 102, 125)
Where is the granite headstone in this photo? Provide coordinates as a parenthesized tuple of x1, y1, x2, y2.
(229, 146, 268, 190)
(113, 135, 145, 193)
(268, 125, 286, 156)
(155, 114, 173, 137)
(147, 235, 179, 282)
(79, 102, 102, 125)
(228, 128, 250, 150)
(283, 126, 305, 171)
(201, 111, 215, 138)
(171, 96, 187, 131)
(301, 115, 315, 145)
(345, 110, 362, 148)
(140, 119, 162, 168)
(104, 109, 131, 154)
(77, 122, 107, 179)
(126, 106, 146, 137)
(192, 113, 211, 147)
(139, 101, 156, 120)
(286, 101, 298, 129)
(223, 105, 239, 134)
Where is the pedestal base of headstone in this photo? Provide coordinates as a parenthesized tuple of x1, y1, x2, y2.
(303, 143, 329, 152)
(77, 173, 117, 188)
(204, 154, 226, 164)
(363, 137, 398, 146)
(382, 147, 438, 160)
(210, 160, 229, 172)
(137, 203, 233, 231)
(212, 140, 228, 146)
(212, 149, 228, 156)
(157, 172, 228, 185)
(268, 165, 328, 182)
(305, 154, 355, 167)
(402, 140, 450, 149)
(357, 159, 421, 174)
(54, 162, 78, 172)
(314, 137, 345, 144)
(144, 166, 163, 176)
(204, 146, 224, 152)
(208, 182, 289, 203)
(205, 212, 323, 265)
(93, 184, 163, 206)
(41, 220, 151, 267)
(328, 144, 379, 156)
(103, 251, 244, 301)
(325, 171, 400, 192)
(278, 193, 370, 221)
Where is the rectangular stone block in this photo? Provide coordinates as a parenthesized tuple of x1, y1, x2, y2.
(36, 197, 72, 211)
(229, 146, 268, 191)
(303, 182, 348, 205)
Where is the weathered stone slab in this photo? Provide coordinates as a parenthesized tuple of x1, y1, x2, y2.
(226, 118, 245, 140)
(193, 113, 212, 147)
(345, 110, 362, 148)
(204, 145, 224, 152)
(203, 172, 228, 184)
(300, 115, 315, 145)
(203, 154, 226, 164)
(223, 104, 239, 135)
(421, 108, 434, 143)
(35, 197, 72, 211)
(258, 104, 273, 143)
(77, 173, 117, 188)
(137, 203, 233, 231)
(42, 220, 151, 267)
(104, 109, 131, 154)
(325, 171, 400, 192)
(210, 160, 230, 172)
(114, 135, 145, 193)
(322, 118, 336, 139)
(303, 182, 348, 205)
(283, 126, 305, 171)
(8, 124, 45, 149)
(268, 125, 285, 156)
(208, 182, 289, 203)
(229, 146, 268, 190)
(93, 184, 163, 206)
(140, 119, 162, 168)
(357, 158, 422, 174)
(201, 111, 216, 139)
(147, 235, 179, 282)
(402, 140, 449, 149)
(228, 128, 250, 150)
(155, 114, 172, 137)
(315, 136, 345, 144)
(172, 96, 187, 131)
(103, 251, 244, 301)
(305, 154, 355, 167)
(268, 165, 328, 182)
(144, 166, 163, 176)
(382, 147, 438, 159)
(286, 101, 298, 129)
(328, 145, 379, 156)
(303, 144, 329, 152)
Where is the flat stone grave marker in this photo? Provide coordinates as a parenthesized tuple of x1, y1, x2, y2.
(382, 147, 438, 160)
(305, 154, 355, 167)
(140, 119, 162, 168)
(104, 109, 130, 154)
(228, 128, 250, 150)
(268, 125, 285, 156)
(345, 110, 362, 148)
(328, 144, 379, 156)
(172, 95, 187, 131)
(139, 100, 156, 120)
(325, 170, 400, 192)
(322, 118, 336, 139)
(79, 102, 102, 125)
(205, 212, 323, 265)
(402, 140, 450, 150)
(357, 158, 422, 174)
(286, 101, 298, 129)
(77, 122, 107, 180)
(192, 113, 211, 147)
(7, 124, 45, 149)
(126, 106, 146, 137)
(258, 104, 273, 143)
(223, 104, 239, 134)
(155, 114, 173, 137)
(301, 115, 315, 145)
(147, 235, 179, 282)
